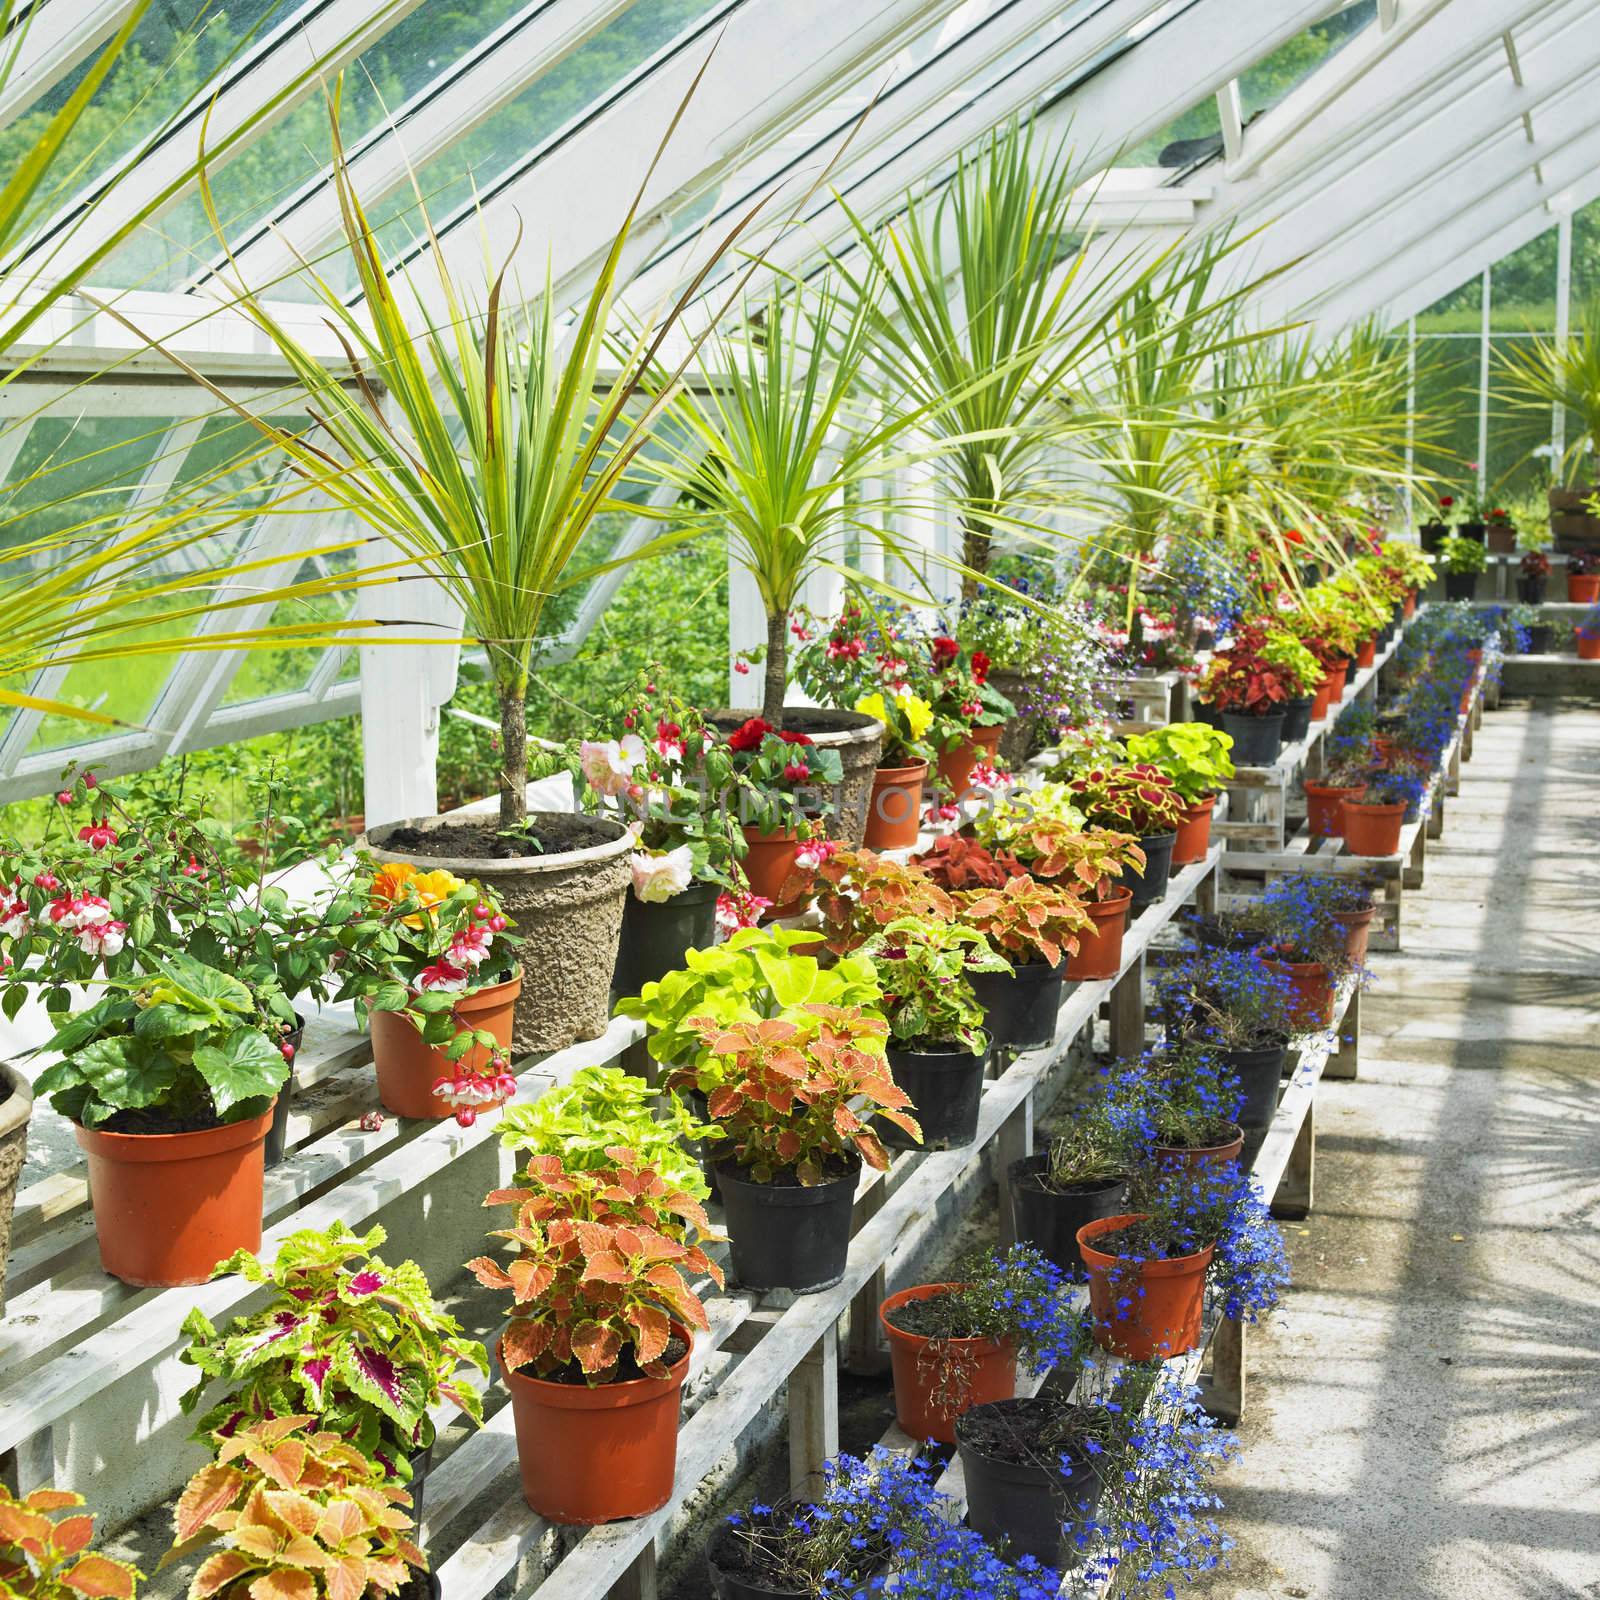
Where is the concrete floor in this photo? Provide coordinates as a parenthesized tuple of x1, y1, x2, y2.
(1190, 698, 1600, 1600)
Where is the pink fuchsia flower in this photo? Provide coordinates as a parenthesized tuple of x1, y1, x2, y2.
(653, 718, 684, 763)
(968, 763, 1006, 795)
(782, 762, 811, 783)
(431, 1066, 519, 1126)
(716, 888, 772, 932)
(48, 893, 111, 931)
(826, 638, 863, 661)
(32, 872, 58, 891)
(794, 837, 838, 871)
(76, 919, 127, 959)
(448, 924, 494, 968)
(927, 801, 960, 824)
(418, 958, 470, 992)
(76, 822, 118, 851)
(0, 890, 30, 941)
(56, 791, 72, 806)
(733, 659, 750, 675)
(82, 772, 97, 789)
(630, 845, 693, 904)
(182, 855, 204, 877)
(578, 733, 646, 798)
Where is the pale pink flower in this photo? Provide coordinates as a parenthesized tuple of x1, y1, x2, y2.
(76, 920, 127, 958)
(447, 925, 494, 969)
(630, 845, 693, 904)
(794, 837, 838, 871)
(579, 734, 646, 798)
(716, 888, 771, 932)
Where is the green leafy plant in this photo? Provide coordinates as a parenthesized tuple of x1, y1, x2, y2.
(1064, 763, 1185, 836)
(951, 877, 1094, 968)
(1044, 1100, 1132, 1191)
(160, 1417, 424, 1600)
(0, 1485, 140, 1600)
(678, 1007, 918, 1182)
(1259, 627, 1325, 698)
(177, 1223, 487, 1473)
(1497, 293, 1600, 486)
(1123, 724, 1237, 805)
(496, 1066, 714, 1199)
(33, 953, 289, 1130)
(863, 916, 1009, 1053)
(1436, 535, 1488, 576)
(614, 926, 882, 1071)
(470, 1152, 721, 1380)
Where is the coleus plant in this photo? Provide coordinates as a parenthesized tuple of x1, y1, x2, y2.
(783, 848, 956, 956)
(32, 953, 289, 1131)
(1193, 626, 1295, 715)
(951, 877, 1093, 968)
(1065, 763, 1185, 837)
(680, 1005, 919, 1182)
(614, 926, 882, 1072)
(160, 1416, 424, 1600)
(469, 1151, 721, 1381)
(177, 1222, 487, 1475)
(862, 915, 1009, 1054)
(910, 834, 1023, 891)
(0, 1486, 140, 1600)
(1020, 825, 1148, 904)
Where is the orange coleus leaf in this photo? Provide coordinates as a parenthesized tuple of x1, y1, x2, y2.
(571, 1321, 622, 1374)
(706, 1086, 743, 1119)
(23, 1491, 83, 1512)
(314, 1500, 365, 1548)
(775, 1129, 802, 1162)
(174, 1465, 247, 1544)
(466, 1254, 516, 1292)
(362, 1557, 411, 1597)
(191, 1550, 253, 1600)
(625, 1303, 670, 1366)
(52, 1515, 96, 1556)
(580, 1250, 630, 1285)
(62, 1555, 140, 1600)
(245, 1570, 315, 1600)
(259, 1493, 321, 1541)
(500, 1316, 553, 1374)
(481, 1187, 535, 1209)
(321, 1556, 367, 1600)
(507, 1258, 553, 1302)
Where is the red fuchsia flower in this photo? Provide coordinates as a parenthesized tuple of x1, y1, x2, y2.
(49, 892, 111, 931)
(448, 924, 493, 969)
(77, 822, 118, 851)
(75, 919, 127, 959)
(0, 891, 30, 941)
(782, 762, 810, 783)
(716, 888, 772, 932)
(968, 763, 1004, 793)
(31, 871, 58, 891)
(961, 700, 981, 718)
(83, 772, 97, 789)
(930, 635, 960, 669)
(1439, 496, 1454, 508)
(473, 902, 493, 920)
(795, 837, 838, 871)
(653, 718, 684, 762)
(1283, 529, 1304, 546)
(418, 958, 470, 992)
(778, 729, 813, 746)
(734, 659, 750, 675)
(826, 637, 863, 661)
(927, 801, 960, 824)
(790, 619, 811, 641)
(56, 791, 73, 806)
(359, 1109, 385, 1133)
(280, 1041, 296, 1062)
(727, 717, 773, 753)
(971, 650, 990, 684)
(182, 855, 203, 877)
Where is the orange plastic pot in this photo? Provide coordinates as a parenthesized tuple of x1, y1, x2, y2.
(1332, 905, 1375, 964)
(501, 1329, 690, 1524)
(1403, 591, 1417, 618)
(1153, 1123, 1244, 1173)
(1171, 794, 1216, 866)
(1263, 957, 1336, 1030)
(864, 760, 929, 849)
(936, 726, 1002, 799)
(1065, 891, 1132, 981)
(1356, 636, 1376, 669)
(1578, 633, 1600, 661)
(1310, 677, 1333, 722)
(370, 973, 521, 1118)
(1567, 573, 1600, 604)
(1305, 779, 1367, 838)
(1342, 799, 1406, 858)
(1079, 1213, 1213, 1361)
(740, 825, 807, 919)
(1327, 659, 1350, 702)
(880, 1284, 1017, 1444)
(75, 1106, 274, 1286)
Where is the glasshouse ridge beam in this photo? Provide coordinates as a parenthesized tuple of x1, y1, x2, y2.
(0, 0, 143, 129)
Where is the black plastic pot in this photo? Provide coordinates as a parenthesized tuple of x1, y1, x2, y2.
(707, 1517, 877, 1598)
(967, 961, 1066, 1054)
(1459, 521, 1487, 545)
(883, 1043, 985, 1151)
(1525, 624, 1553, 655)
(1443, 571, 1479, 601)
(957, 1399, 1105, 1568)
(1115, 829, 1177, 912)
(1008, 1156, 1129, 1277)
(1191, 700, 1222, 729)
(263, 1014, 305, 1168)
(1280, 695, 1314, 745)
(1517, 575, 1547, 604)
(406, 1443, 434, 1526)
(1195, 916, 1270, 954)
(1222, 710, 1286, 767)
(1218, 1038, 1290, 1134)
(716, 1158, 859, 1293)
(1419, 522, 1447, 553)
(611, 883, 718, 1000)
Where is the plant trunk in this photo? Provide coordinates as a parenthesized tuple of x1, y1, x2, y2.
(763, 609, 788, 728)
(960, 513, 991, 601)
(498, 683, 528, 831)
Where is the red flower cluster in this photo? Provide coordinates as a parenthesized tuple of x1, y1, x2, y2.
(930, 635, 960, 670)
(970, 650, 990, 685)
(727, 717, 773, 752)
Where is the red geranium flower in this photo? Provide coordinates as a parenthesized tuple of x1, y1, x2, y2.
(778, 729, 814, 746)
(728, 717, 773, 752)
(1283, 529, 1304, 546)
(930, 635, 960, 669)
(971, 650, 990, 684)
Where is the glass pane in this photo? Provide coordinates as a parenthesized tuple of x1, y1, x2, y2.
(98, 0, 533, 288)
(1116, 98, 1222, 169)
(1412, 335, 1478, 484)
(1489, 223, 1559, 333)
(1487, 334, 1555, 498)
(1572, 193, 1600, 310)
(1416, 275, 1482, 335)
(1238, 0, 1377, 122)
(222, 543, 360, 705)
(0, 1, 309, 245)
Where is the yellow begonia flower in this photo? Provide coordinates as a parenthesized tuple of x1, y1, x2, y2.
(855, 692, 889, 726)
(897, 693, 933, 741)
(370, 861, 467, 927)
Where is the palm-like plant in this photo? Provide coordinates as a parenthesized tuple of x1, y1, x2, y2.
(1496, 292, 1600, 488)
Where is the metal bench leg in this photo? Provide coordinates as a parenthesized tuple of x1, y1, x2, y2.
(789, 1325, 839, 1496)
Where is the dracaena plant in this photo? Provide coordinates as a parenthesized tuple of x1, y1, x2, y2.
(787, 849, 956, 956)
(614, 926, 881, 1071)
(469, 1152, 721, 1381)
(679, 1006, 919, 1182)
(0, 1486, 140, 1600)
(32, 953, 289, 1130)
(862, 916, 1009, 1054)
(177, 1222, 488, 1473)
(1065, 764, 1185, 837)
(951, 878, 1093, 969)
(910, 834, 1024, 892)
(161, 1417, 424, 1600)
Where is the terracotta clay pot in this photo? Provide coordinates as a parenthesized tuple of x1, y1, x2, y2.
(1171, 794, 1216, 866)
(1356, 636, 1377, 669)
(1343, 799, 1406, 857)
(1578, 633, 1600, 662)
(1263, 957, 1336, 1030)
(880, 1283, 1017, 1445)
(501, 1330, 690, 1524)
(936, 726, 1002, 800)
(0, 1061, 34, 1314)
(1153, 1123, 1244, 1173)
(740, 825, 807, 919)
(1332, 905, 1376, 964)
(1064, 891, 1132, 982)
(1079, 1213, 1213, 1360)
(1403, 591, 1417, 618)
(369, 973, 522, 1118)
(864, 760, 929, 849)
(75, 1107, 274, 1287)
(1310, 677, 1333, 722)
(1305, 779, 1367, 838)
(1326, 659, 1350, 702)
(1567, 573, 1600, 604)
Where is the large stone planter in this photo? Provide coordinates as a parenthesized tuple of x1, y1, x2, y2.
(363, 813, 632, 1055)
(1549, 486, 1599, 550)
(709, 708, 882, 847)
(986, 669, 1049, 769)
(0, 1060, 32, 1315)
